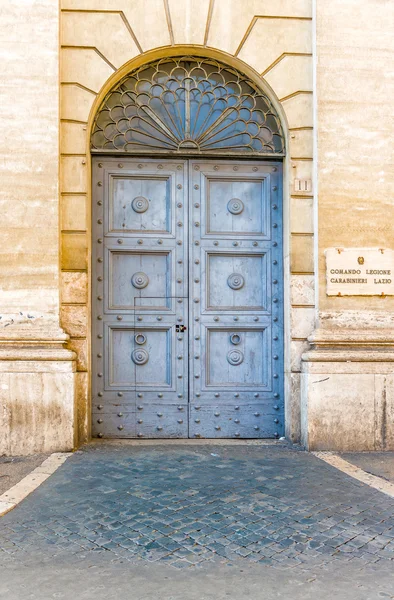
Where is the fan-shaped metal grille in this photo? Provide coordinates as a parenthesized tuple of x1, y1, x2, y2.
(91, 56, 285, 156)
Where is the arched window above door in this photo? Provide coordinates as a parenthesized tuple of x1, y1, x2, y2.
(91, 56, 285, 156)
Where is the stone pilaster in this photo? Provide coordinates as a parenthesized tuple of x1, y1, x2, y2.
(301, 328, 394, 451)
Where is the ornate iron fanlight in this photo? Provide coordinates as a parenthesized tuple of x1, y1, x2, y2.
(91, 56, 285, 156)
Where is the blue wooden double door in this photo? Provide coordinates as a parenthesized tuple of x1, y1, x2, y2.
(92, 158, 284, 438)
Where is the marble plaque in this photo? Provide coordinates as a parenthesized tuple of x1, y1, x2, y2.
(325, 248, 394, 296)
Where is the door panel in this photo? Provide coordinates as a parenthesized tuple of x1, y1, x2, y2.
(92, 159, 188, 439)
(92, 157, 283, 439)
(189, 160, 283, 439)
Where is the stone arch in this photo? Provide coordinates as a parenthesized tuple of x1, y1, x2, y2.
(60, 7, 314, 445)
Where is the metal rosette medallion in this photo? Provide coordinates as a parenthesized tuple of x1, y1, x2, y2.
(227, 273, 245, 290)
(132, 196, 149, 213)
(227, 349, 244, 366)
(227, 198, 244, 215)
(131, 271, 149, 289)
(131, 348, 149, 365)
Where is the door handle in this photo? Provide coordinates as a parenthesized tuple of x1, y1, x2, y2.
(176, 325, 187, 332)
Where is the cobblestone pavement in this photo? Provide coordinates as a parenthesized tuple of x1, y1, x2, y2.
(1, 443, 394, 573)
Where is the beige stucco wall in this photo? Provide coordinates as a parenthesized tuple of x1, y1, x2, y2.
(0, 0, 60, 325)
(59, 0, 314, 444)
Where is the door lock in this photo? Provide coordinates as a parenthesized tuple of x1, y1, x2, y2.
(176, 325, 187, 332)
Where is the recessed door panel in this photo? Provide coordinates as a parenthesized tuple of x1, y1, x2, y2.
(205, 252, 268, 311)
(110, 175, 172, 234)
(205, 177, 269, 237)
(108, 250, 172, 310)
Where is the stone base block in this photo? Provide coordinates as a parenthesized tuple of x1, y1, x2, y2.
(0, 325, 77, 456)
(301, 328, 394, 451)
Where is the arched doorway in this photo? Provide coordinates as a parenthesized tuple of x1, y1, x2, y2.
(91, 56, 285, 439)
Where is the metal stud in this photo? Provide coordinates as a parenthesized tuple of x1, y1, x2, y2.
(274, 405, 279, 410)
(157, 316, 162, 321)
(195, 259, 200, 264)
(274, 393, 279, 398)
(117, 315, 123, 320)
(194, 203, 200, 208)
(97, 238, 103, 244)
(177, 278, 182, 283)
(97, 373, 103, 377)
(273, 317, 278, 322)
(233, 166, 239, 171)
(177, 202, 183, 208)
(178, 259, 183, 264)
(97, 181, 102, 187)
(137, 433, 143, 437)
(194, 184, 199, 190)
(215, 425, 221, 430)
(98, 433, 103, 438)
(177, 222, 183, 227)
(195, 406, 201, 410)
(138, 164, 143, 169)
(194, 278, 200, 283)
(177, 355, 183, 359)
(98, 334, 103, 339)
(97, 219, 102, 224)
(97, 200, 102, 206)
(158, 239, 163, 244)
(98, 392, 103, 397)
(233, 316, 239, 321)
(254, 412, 260, 417)
(196, 393, 201, 397)
(178, 374, 183, 379)
(97, 315, 103, 320)
(235, 432, 240, 437)
(158, 164, 163, 169)
(194, 317, 199, 321)
(273, 336, 278, 341)
(273, 260, 278, 265)
(97, 276, 103, 281)
(97, 418, 103, 424)
(214, 411, 220, 416)
(274, 418, 279, 424)
(213, 316, 219, 321)
(235, 406, 240, 410)
(177, 165, 182, 170)
(254, 393, 259, 398)
(137, 419, 143, 424)
(97, 404, 103, 409)
(254, 426, 260, 431)
(97, 296, 102, 301)
(195, 374, 200, 379)
(195, 418, 200, 423)
(177, 406, 184, 411)
(177, 184, 182, 189)
(118, 425, 124, 431)
(195, 335, 200, 340)
(194, 433, 201, 438)
(194, 222, 200, 227)
(177, 419, 183, 424)
(252, 242, 258, 246)
(273, 374, 279, 379)
(177, 240, 183, 245)
(273, 242, 278, 247)
(137, 405, 143, 410)
(158, 393, 163, 398)
(252, 166, 258, 172)
(232, 241, 239, 246)
(97, 353, 102, 358)
(213, 165, 219, 171)
(98, 163, 103, 168)
(213, 241, 219, 246)
(214, 393, 220, 398)
(97, 257, 103, 263)
(273, 223, 278, 228)
(234, 393, 239, 398)
(273, 298, 278, 303)
(137, 393, 143, 398)
(272, 167, 277, 172)
(194, 165, 200, 170)
(137, 316, 142, 321)
(272, 186, 278, 191)
(272, 204, 278, 210)
(254, 317, 259, 321)
(273, 279, 278, 284)
(137, 239, 143, 244)
(273, 355, 278, 360)
(118, 392, 123, 397)
(157, 412, 163, 417)
(117, 239, 123, 244)
(195, 241, 199, 246)
(234, 419, 240, 424)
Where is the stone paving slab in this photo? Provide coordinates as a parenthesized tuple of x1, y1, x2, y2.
(0, 443, 394, 574)
(342, 452, 394, 484)
(0, 454, 49, 495)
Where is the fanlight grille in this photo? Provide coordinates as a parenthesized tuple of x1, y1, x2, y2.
(91, 56, 285, 156)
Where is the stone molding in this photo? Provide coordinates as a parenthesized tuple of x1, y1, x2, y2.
(302, 328, 394, 365)
(0, 325, 76, 369)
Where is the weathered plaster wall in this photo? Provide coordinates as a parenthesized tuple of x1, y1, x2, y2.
(59, 0, 315, 443)
(0, 0, 60, 324)
(316, 0, 394, 318)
